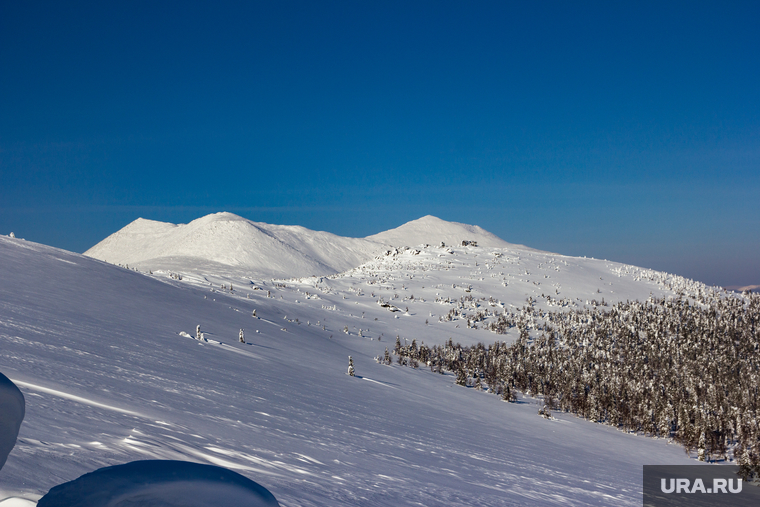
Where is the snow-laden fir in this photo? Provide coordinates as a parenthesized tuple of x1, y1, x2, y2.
(0, 213, 733, 506)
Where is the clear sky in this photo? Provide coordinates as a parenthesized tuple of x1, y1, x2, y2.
(1, 1, 758, 288)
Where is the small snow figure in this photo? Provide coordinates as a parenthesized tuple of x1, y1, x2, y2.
(9, 232, 14, 238)
(196, 325, 201, 340)
(698, 431, 706, 461)
(347, 356, 355, 377)
(239, 329, 245, 343)
(252, 309, 257, 317)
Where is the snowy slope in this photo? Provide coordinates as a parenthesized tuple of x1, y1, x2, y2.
(0, 234, 703, 506)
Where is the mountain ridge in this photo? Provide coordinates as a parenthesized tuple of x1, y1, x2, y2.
(84, 213, 525, 279)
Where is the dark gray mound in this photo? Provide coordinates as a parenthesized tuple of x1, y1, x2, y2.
(37, 460, 279, 507)
(0, 371, 25, 472)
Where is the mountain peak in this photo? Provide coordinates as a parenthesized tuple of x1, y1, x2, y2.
(193, 211, 248, 223)
(366, 216, 510, 248)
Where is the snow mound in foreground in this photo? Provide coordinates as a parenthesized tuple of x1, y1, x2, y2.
(0, 498, 36, 507)
(37, 460, 279, 507)
(0, 372, 24, 471)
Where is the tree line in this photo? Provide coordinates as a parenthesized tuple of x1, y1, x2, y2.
(394, 291, 760, 479)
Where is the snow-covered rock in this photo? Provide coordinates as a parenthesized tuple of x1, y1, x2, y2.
(0, 372, 24, 471)
(37, 460, 279, 507)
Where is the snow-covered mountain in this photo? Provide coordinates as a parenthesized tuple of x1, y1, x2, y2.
(83, 213, 524, 279)
(0, 225, 712, 506)
(366, 215, 512, 249)
(83, 212, 379, 279)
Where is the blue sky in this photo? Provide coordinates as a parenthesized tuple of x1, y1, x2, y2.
(1, 1, 758, 287)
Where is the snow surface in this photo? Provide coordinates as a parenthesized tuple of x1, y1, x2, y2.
(0, 226, 713, 506)
(36, 460, 279, 506)
(0, 372, 24, 472)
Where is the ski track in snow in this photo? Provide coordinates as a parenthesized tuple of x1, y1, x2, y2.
(9, 380, 144, 417)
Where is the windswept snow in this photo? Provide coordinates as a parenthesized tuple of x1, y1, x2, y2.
(0, 372, 25, 471)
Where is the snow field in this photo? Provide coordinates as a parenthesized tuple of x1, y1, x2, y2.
(0, 228, 707, 506)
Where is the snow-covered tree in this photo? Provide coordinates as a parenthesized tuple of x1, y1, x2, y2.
(393, 290, 760, 466)
(698, 432, 707, 462)
(347, 356, 355, 377)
